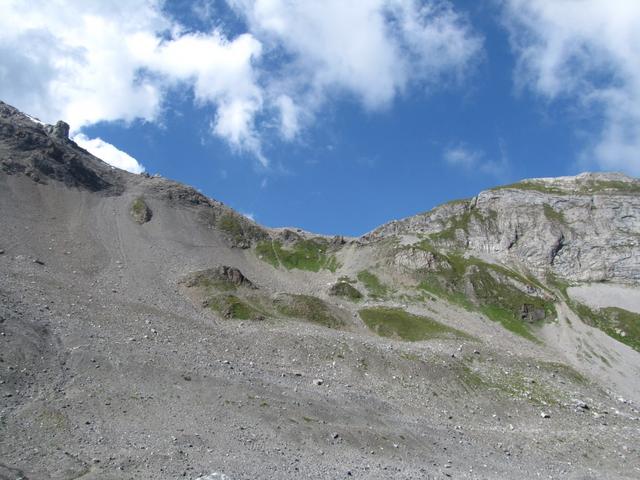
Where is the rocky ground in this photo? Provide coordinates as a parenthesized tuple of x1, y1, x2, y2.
(1, 102, 640, 479)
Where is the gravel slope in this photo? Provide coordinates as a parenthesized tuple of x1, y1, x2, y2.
(1, 173, 639, 479)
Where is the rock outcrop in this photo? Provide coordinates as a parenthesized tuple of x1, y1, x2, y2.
(368, 173, 640, 284)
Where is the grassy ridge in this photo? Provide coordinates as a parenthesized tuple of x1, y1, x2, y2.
(413, 243, 552, 342)
(256, 239, 339, 272)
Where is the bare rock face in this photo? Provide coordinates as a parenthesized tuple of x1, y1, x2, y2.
(0, 101, 123, 194)
(216, 265, 255, 288)
(369, 173, 640, 284)
(46, 120, 70, 140)
(182, 266, 256, 290)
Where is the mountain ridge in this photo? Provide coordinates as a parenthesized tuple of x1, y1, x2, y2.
(2, 100, 640, 479)
(3, 99, 639, 286)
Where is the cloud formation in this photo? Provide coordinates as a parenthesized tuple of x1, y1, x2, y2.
(444, 145, 481, 170)
(0, 0, 480, 167)
(443, 142, 510, 178)
(73, 134, 146, 174)
(232, 0, 482, 114)
(502, 0, 640, 174)
(0, 0, 265, 163)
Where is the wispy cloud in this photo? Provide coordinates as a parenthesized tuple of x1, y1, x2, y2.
(443, 142, 510, 178)
(443, 145, 482, 170)
(501, 0, 640, 175)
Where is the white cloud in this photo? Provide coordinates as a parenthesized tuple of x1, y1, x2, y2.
(241, 212, 256, 221)
(0, 0, 266, 162)
(73, 133, 145, 174)
(444, 145, 481, 169)
(0, 0, 481, 166)
(231, 0, 482, 112)
(275, 95, 300, 141)
(502, 0, 640, 174)
(443, 141, 510, 178)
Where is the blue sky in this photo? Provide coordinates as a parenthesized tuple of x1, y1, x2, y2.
(2, 1, 639, 235)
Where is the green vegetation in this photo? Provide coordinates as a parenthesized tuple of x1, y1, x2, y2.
(493, 179, 640, 196)
(217, 213, 245, 243)
(492, 181, 567, 195)
(186, 269, 344, 329)
(414, 247, 554, 342)
(130, 197, 152, 224)
(359, 307, 469, 342)
(545, 273, 571, 300)
(543, 203, 567, 225)
(255, 240, 280, 267)
(428, 208, 498, 243)
(275, 294, 344, 329)
(357, 270, 388, 298)
(255, 239, 339, 272)
(582, 179, 640, 194)
(185, 270, 239, 292)
(217, 213, 267, 247)
(456, 364, 560, 405)
(539, 361, 588, 385)
(329, 281, 363, 301)
(429, 209, 474, 242)
(208, 294, 261, 320)
(572, 302, 640, 352)
(479, 305, 540, 343)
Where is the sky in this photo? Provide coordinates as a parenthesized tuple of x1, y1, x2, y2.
(1, 0, 640, 236)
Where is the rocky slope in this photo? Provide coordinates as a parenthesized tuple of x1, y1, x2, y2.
(367, 173, 640, 284)
(1, 101, 639, 479)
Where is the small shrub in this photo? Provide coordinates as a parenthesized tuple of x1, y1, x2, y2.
(130, 197, 152, 224)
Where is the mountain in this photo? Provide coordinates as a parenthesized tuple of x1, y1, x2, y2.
(1, 100, 639, 479)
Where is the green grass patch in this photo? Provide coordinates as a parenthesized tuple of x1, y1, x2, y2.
(543, 203, 567, 225)
(428, 208, 498, 243)
(414, 249, 554, 342)
(255, 239, 339, 272)
(217, 213, 266, 247)
(209, 294, 261, 320)
(255, 240, 280, 267)
(275, 294, 344, 329)
(359, 307, 470, 342)
(572, 302, 640, 352)
(493, 179, 640, 196)
(545, 273, 570, 300)
(218, 213, 244, 238)
(480, 305, 540, 343)
(357, 270, 388, 298)
(185, 270, 238, 292)
(429, 209, 473, 242)
(456, 364, 561, 405)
